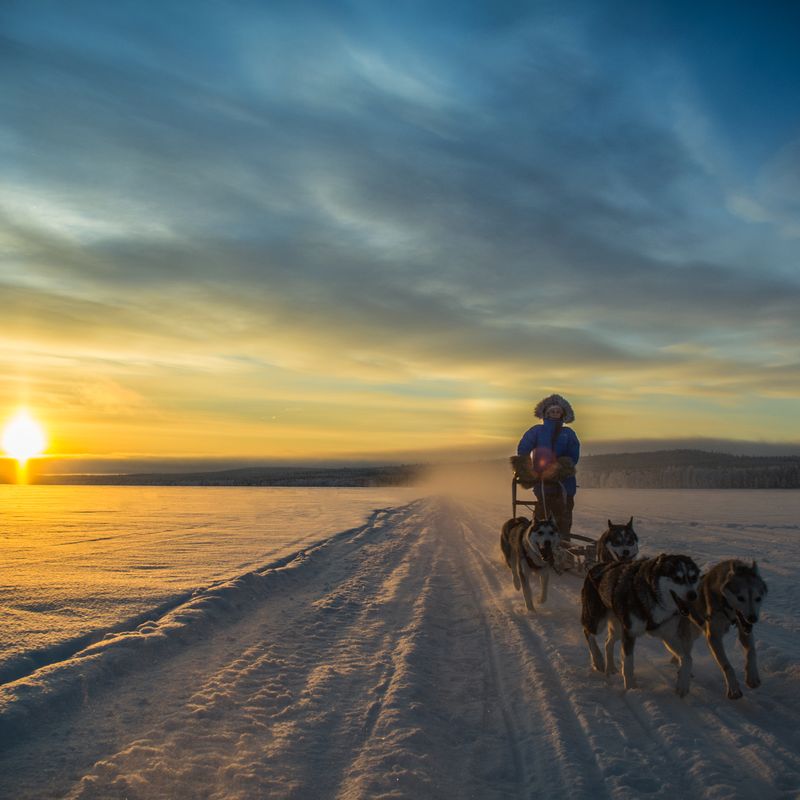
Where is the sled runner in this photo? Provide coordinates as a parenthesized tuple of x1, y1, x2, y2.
(511, 471, 597, 574)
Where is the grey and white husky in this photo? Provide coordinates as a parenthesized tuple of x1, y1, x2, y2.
(596, 517, 639, 563)
(581, 553, 700, 696)
(685, 559, 768, 699)
(500, 515, 563, 613)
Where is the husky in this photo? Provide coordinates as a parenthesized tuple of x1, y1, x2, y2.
(500, 515, 564, 612)
(581, 553, 700, 696)
(596, 517, 639, 563)
(685, 559, 768, 699)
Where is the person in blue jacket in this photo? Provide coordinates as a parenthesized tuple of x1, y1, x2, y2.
(517, 393, 580, 540)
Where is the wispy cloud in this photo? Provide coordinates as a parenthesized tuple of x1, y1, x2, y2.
(2, 1, 799, 457)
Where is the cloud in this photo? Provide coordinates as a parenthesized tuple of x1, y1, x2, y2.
(2, 1, 800, 452)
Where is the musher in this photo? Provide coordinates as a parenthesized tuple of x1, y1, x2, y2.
(516, 393, 580, 541)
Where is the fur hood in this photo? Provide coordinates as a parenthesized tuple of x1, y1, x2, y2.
(534, 394, 575, 423)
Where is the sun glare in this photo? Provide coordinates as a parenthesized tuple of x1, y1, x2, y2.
(2, 410, 47, 463)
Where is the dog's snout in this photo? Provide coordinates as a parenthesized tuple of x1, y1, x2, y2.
(622, 550, 629, 557)
(687, 591, 697, 602)
(747, 614, 757, 624)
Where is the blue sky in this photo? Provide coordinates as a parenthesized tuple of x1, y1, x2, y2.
(2, 0, 799, 461)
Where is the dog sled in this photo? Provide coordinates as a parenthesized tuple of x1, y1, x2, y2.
(511, 470, 597, 574)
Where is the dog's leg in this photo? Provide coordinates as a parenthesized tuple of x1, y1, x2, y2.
(705, 620, 742, 699)
(538, 568, 549, 604)
(604, 618, 619, 675)
(661, 621, 694, 698)
(621, 629, 637, 690)
(519, 561, 535, 612)
(501, 536, 513, 573)
(738, 625, 761, 690)
(581, 582, 606, 671)
(511, 555, 521, 591)
(584, 629, 605, 672)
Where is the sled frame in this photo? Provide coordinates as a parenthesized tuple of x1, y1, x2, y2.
(511, 474, 597, 574)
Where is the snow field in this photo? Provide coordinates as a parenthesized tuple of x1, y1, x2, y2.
(0, 487, 798, 798)
(0, 485, 421, 684)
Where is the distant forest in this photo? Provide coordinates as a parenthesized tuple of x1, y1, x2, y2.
(578, 450, 800, 489)
(25, 464, 425, 487)
(7, 450, 800, 488)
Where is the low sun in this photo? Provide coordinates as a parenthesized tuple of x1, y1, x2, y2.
(2, 410, 47, 463)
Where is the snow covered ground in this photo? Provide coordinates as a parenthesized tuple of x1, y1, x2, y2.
(0, 481, 798, 799)
(0, 485, 421, 684)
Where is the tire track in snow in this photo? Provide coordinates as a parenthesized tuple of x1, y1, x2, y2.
(453, 508, 609, 799)
(336, 501, 546, 799)
(0, 502, 429, 799)
(66, 503, 439, 800)
(48, 499, 525, 800)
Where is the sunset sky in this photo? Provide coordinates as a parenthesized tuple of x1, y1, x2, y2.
(3, 1, 800, 466)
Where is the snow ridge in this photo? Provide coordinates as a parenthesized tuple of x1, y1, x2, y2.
(0, 504, 412, 748)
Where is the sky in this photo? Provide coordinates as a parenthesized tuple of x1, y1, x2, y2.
(2, 0, 800, 465)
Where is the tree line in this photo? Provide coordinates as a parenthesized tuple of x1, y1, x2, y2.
(578, 450, 800, 489)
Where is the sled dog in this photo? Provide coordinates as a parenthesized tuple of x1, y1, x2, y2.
(500, 515, 563, 612)
(685, 559, 768, 699)
(596, 517, 639, 563)
(581, 554, 700, 696)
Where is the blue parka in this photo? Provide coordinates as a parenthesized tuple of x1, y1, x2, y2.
(517, 417, 580, 496)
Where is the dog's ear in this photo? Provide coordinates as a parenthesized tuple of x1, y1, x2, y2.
(751, 559, 758, 574)
(607, 519, 613, 528)
(627, 516, 634, 527)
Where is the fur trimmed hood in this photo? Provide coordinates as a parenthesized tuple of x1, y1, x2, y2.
(534, 394, 575, 423)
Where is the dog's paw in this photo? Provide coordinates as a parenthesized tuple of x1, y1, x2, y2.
(675, 682, 690, 698)
(746, 675, 761, 689)
(727, 686, 743, 700)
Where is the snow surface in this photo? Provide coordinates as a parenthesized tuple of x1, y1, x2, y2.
(0, 485, 420, 684)
(0, 480, 799, 799)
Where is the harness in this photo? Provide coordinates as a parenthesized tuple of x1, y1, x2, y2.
(521, 526, 563, 575)
(682, 579, 752, 634)
(536, 479, 567, 518)
(684, 604, 707, 629)
(585, 564, 682, 631)
(643, 607, 667, 632)
(721, 596, 753, 634)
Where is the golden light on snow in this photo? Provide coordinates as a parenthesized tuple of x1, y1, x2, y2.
(2, 410, 47, 464)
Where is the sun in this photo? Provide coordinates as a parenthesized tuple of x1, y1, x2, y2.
(2, 410, 47, 463)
